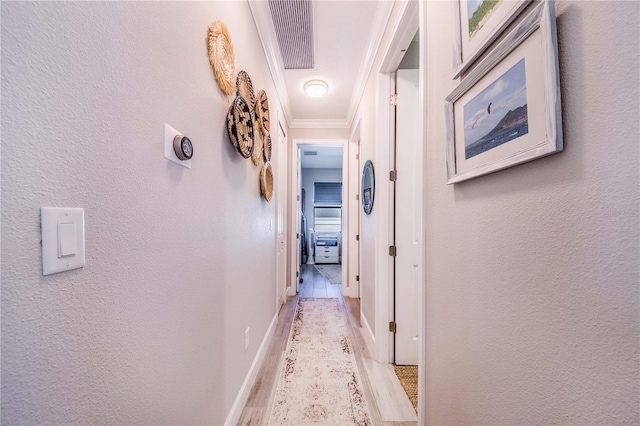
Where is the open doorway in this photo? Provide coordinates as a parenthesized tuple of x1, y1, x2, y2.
(298, 144, 344, 294)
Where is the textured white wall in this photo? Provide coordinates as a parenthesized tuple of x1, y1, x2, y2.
(1, 2, 282, 424)
(423, 1, 639, 424)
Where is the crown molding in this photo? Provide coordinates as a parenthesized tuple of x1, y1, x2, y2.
(345, 1, 395, 129)
(289, 119, 350, 129)
(248, 0, 293, 126)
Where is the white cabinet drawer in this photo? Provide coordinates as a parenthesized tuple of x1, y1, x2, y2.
(315, 255, 339, 264)
(317, 246, 338, 255)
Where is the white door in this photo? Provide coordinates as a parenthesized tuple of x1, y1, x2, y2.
(276, 122, 287, 308)
(395, 69, 420, 365)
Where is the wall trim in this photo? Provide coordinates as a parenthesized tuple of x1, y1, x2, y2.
(417, 3, 428, 424)
(248, 0, 293, 126)
(345, 1, 395, 128)
(289, 119, 350, 129)
(361, 311, 376, 356)
(224, 312, 278, 426)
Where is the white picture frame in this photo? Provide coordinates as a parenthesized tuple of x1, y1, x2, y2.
(445, 0, 562, 184)
(452, 0, 531, 79)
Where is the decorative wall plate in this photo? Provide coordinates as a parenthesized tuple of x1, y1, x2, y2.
(256, 90, 270, 135)
(226, 95, 254, 158)
(207, 19, 236, 96)
(226, 101, 239, 152)
(263, 133, 272, 162)
(251, 124, 264, 166)
(236, 71, 256, 118)
(260, 162, 274, 202)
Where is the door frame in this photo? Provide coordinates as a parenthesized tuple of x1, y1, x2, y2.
(348, 118, 361, 299)
(373, 0, 420, 364)
(373, 1, 427, 423)
(275, 115, 288, 311)
(288, 139, 349, 296)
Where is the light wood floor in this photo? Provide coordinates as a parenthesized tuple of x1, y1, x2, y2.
(238, 264, 417, 426)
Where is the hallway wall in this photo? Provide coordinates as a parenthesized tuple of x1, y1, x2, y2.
(1, 2, 283, 424)
(422, 1, 639, 424)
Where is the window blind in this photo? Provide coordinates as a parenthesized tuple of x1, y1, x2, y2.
(314, 182, 342, 206)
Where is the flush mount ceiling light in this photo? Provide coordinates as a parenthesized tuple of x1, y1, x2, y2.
(304, 80, 328, 98)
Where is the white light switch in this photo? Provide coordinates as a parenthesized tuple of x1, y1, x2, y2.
(58, 222, 77, 257)
(42, 207, 85, 275)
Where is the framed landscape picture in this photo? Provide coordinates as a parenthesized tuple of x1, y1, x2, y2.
(445, 0, 562, 184)
(452, 0, 531, 78)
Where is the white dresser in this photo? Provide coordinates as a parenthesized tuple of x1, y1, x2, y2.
(315, 234, 340, 264)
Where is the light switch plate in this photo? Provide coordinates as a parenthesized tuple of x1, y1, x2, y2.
(41, 207, 85, 276)
(164, 124, 191, 168)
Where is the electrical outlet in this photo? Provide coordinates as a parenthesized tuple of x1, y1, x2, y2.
(244, 327, 250, 351)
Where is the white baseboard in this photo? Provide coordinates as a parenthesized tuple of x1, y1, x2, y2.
(224, 312, 278, 426)
(287, 285, 297, 297)
(361, 311, 376, 357)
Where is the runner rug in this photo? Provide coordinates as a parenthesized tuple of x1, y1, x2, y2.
(313, 264, 342, 285)
(269, 298, 372, 425)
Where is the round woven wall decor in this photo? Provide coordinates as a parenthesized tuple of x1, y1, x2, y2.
(226, 95, 254, 158)
(263, 133, 272, 162)
(260, 162, 274, 202)
(256, 90, 270, 136)
(207, 19, 236, 96)
(251, 122, 264, 166)
(236, 71, 256, 118)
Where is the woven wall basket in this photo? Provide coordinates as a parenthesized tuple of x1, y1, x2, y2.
(251, 122, 264, 166)
(260, 162, 274, 202)
(236, 71, 256, 118)
(226, 95, 254, 158)
(256, 90, 270, 136)
(263, 133, 272, 162)
(207, 19, 236, 96)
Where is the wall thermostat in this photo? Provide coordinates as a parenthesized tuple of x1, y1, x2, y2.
(173, 135, 193, 160)
(164, 124, 192, 169)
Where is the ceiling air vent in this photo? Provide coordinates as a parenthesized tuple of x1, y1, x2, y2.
(303, 151, 318, 156)
(268, 0, 314, 69)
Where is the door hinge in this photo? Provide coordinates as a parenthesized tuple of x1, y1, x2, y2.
(389, 321, 397, 333)
(356, 234, 359, 241)
(356, 275, 360, 282)
(389, 170, 397, 181)
(356, 193, 359, 201)
(296, 271, 299, 277)
(389, 245, 397, 257)
(390, 93, 398, 106)
(297, 233, 300, 239)
(297, 195, 300, 201)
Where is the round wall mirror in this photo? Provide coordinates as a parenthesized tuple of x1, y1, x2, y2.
(362, 160, 375, 215)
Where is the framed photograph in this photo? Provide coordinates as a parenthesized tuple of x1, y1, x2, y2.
(452, 0, 531, 79)
(445, 0, 562, 184)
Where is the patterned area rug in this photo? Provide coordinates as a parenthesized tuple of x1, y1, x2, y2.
(313, 264, 342, 285)
(269, 298, 372, 425)
(394, 365, 418, 412)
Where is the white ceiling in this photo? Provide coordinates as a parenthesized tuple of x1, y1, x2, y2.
(250, 1, 393, 128)
(300, 145, 343, 169)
